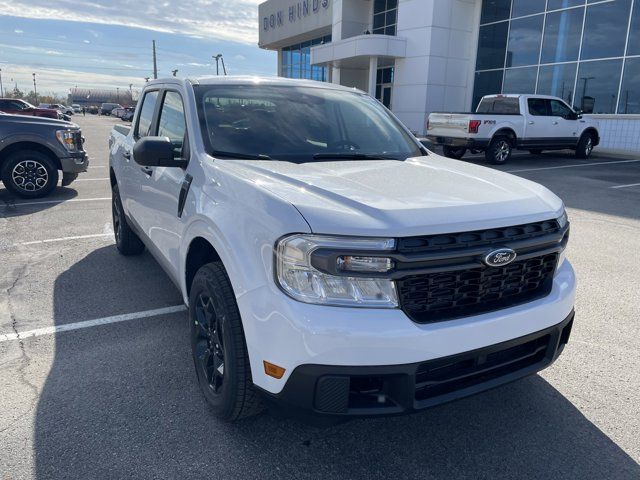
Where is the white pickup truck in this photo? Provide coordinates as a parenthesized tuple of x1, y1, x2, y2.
(109, 77, 575, 422)
(427, 94, 599, 164)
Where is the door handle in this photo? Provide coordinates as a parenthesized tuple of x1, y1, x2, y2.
(140, 166, 153, 176)
(528, 121, 535, 125)
(123, 150, 131, 160)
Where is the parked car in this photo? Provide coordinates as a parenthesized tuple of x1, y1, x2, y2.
(0, 98, 61, 120)
(72, 104, 82, 113)
(39, 103, 73, 116)
(109, 77, 574, 422)
(121, 107, 135, 121)
(88, 106, 99, 115)
(426, 94, 600, 164)
(111, 107, 126, 118)
(100, 103, 122, 116)
(0, 112, 88, 197)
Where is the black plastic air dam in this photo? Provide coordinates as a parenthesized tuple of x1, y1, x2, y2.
(258, 310, 574, 420)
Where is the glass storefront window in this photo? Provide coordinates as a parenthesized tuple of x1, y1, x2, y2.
(547, 0, 585, 9)
(618, 57, 640, 113)
(506, 15, 544, 67)
(473, 70, 504, 108)
(541, 7, 584, 63)
(376, 67, 394, 108)
(576, 59, 623, 113)
(280, 35, 331, 81)
(511, 0, 546, 18)
(481, 0, 511, 24)
(581, 0, 632, 60)
(373, 0, 398, 35)
(503, 67, 538, 93)
(477, 22, 509, 70)
(537, 63, 578, 104)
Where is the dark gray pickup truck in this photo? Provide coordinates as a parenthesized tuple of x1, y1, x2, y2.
(0, 112, 88, 198)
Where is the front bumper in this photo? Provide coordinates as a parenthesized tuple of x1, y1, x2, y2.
(59, 152, 89, 174)
(261, 310, 574, 418)
(426, 135, 489, 149)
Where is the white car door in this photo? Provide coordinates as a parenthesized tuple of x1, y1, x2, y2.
(131, 89, 190, 279)
(524, 98, 556, 148)
(549, 99, 580, 145)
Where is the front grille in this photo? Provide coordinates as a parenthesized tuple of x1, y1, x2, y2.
(397, 253, 558, 323)
(397, 220, 560, 254)
(414, 332, 552, 401)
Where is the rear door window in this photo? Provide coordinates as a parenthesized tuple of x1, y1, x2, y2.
(135, 91, 159, 138)
(477, 97, 520, 114)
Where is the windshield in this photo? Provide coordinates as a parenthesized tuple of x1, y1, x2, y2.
(194, 84, 423, 163)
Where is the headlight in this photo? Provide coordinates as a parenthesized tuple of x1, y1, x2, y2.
(557, 209, 568, 229)
(56, 129, 80, 152)
(275, 234, 398, 308)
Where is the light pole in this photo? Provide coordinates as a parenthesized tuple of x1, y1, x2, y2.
(0, 68, 4, 97)
(213, 54, 222, 75)
(32, 73, 38, 104)
(172, 69, 178, 77)
(129, 83, 133, 102)
(144, 77, 150, 83)
(116, 87, 120, 103)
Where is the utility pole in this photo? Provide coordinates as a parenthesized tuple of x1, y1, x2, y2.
(221, 56, 227, 75)
(116, 87, 120, 102)
(129, 83, 133, 101)
(32, 73, 37, 104)
(152, 40, 158, 79)
(0, 68, 3, 97)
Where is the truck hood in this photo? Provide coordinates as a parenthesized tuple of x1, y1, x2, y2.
(219, 155, 563, 237)
(0, 113, 76, 128)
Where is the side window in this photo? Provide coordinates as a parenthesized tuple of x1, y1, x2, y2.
(10, 101, 26, 110)
(135, 91, 159, 138)
(157, 91, 187, 158)
(528, 98, 549, 116)
(550, 100, 573, 118)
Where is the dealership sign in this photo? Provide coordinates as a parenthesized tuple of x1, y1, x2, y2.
(263, 0, 330, 31)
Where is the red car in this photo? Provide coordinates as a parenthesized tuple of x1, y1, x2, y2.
(0, 98, 61, 119)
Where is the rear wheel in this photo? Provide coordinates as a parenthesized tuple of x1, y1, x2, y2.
(189, 262, 263, 421)
(111, 183, 145, 255)
(0, 150, 58, 198)
(485, 136, 513, 165)
(442, 145, 467, 160)
(575, 133, 594, 159)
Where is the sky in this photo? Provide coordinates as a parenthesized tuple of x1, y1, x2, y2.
(0, 0, 276, 97)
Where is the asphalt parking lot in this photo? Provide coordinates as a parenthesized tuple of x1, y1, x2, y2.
(1, 114, 639, 479)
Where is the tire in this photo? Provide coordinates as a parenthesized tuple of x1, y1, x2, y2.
(575, 133, 594, 159)
(111, 183, 145, 255)
(189, 262, 263, 421)
(0, 150, 58, 198)
(485, 136, 513, 165)
(528, 149, 543, 155)
(442, 145, 467, 160)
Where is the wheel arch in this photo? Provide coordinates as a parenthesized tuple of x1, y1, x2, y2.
(109, 166, 117, 187)
(491, 128, 518, 145)
(185, 236, 222, 298)
(582, 127, 600, 146)
(0, 141, 62, 170)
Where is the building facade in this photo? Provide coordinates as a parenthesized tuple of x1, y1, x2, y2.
(259, 0, 640, 154)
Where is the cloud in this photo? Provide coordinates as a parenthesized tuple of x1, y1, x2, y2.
(14, 28, 23, 33)
(0, 0, 262, 44)
(234, 54, 247, 61)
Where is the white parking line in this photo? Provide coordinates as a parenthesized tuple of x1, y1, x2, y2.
(14, 233, 112, 246)
(2, 197, 110, 207)
(72, 177, 110, 182)
(507, 159, 640, 173)
(0, 305, 187, 342)
(610, 182, 640, 189)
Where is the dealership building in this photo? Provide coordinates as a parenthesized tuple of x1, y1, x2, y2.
(258, 0, 640, 154)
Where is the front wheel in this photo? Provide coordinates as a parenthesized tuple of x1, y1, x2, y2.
(575, 133, 594, 159)
(189, 262, 263, 421)
(442, 145, 467, 160)
(111, 183, 145, 255)
(0, 151, 58, 198)
(485, 136, 513, 165)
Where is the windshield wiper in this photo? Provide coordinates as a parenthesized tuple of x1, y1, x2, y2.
(311, 153, 399, 161)
(211, 150, 272, 160)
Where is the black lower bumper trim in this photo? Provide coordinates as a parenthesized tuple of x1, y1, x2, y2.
(260, 310, 574, 418)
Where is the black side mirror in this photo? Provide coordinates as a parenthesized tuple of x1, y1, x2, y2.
(133, 136, 188, 168)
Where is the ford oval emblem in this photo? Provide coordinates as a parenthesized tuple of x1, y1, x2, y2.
(484, 248, 517, 267)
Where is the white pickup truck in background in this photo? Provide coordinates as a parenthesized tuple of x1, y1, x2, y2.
(426, 94, 600, 164)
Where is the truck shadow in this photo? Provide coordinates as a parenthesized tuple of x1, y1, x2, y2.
(0, 186, 79, 218)
(34, 246, 639, 479)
